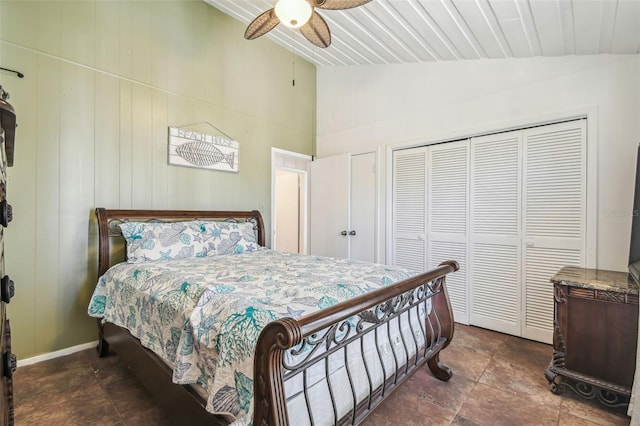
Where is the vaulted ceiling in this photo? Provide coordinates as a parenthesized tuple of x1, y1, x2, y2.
(204, 0, 640, 67)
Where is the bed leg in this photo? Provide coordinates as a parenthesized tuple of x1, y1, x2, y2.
(427, 353, 452, 381)
(96, 319, 110, 357)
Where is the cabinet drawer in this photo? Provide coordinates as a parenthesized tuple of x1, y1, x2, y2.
(565, 294, 638, 388)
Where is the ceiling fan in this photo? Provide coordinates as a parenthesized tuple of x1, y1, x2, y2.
(244, 0, 372, 48)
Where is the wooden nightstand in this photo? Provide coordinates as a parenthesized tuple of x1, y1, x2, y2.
(545, 267, 639, 408)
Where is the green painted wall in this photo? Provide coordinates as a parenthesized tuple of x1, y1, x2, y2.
(0, 0, 316, 359)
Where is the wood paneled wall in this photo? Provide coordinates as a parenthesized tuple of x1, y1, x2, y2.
(0, 0, 316, 359)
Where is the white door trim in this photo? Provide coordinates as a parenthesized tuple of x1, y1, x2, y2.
(271, 148, 312, 253)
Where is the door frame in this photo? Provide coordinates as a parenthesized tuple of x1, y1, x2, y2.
(386, 110, 597, 333)
(271, 148, 312, 253)
(310, 151, 381, 262)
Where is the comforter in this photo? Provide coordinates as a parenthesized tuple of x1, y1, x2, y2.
(88, 248, 418, 423)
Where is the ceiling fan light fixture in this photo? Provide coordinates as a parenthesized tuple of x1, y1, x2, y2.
(274, 0, 313, 29)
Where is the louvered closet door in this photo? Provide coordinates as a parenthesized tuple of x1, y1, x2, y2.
(522, 120, 586, 343)
(392, 147, 427, 272)
(470, 133, 522, 336)
(428, 141, 469, 323)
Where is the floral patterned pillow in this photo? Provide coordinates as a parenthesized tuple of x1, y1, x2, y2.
(119, 220, 259, 263)
(197, 221, 259, 256)
(119, 221, 203, 263)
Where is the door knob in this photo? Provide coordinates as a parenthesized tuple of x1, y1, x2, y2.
(349, 230, 356, 236)
(341, 230, 348, 236)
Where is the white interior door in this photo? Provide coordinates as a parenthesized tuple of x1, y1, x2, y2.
(392, 147, 428, 271)
(310, 154, 350, 258)
(470, 132, 522, 336)
(275, 170, 301, 253)
(427, 141, 470, 324)
(391, 120, 587, 343)
(350, 152, 376, 262)
(271, 148, 311, 253)
(521, 120, 586, 343)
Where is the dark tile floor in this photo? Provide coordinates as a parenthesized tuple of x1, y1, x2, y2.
(13, 324, 631, 425)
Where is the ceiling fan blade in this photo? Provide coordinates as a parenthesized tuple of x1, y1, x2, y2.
(313, 0, 372, 10)
(244, 8, 280, 40)
(300, 11, 331, 48)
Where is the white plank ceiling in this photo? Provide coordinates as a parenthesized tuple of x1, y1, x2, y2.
(204, 0, 640, 67)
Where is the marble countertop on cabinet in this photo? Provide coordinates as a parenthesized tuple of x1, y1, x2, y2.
(551, 266, 639, 295)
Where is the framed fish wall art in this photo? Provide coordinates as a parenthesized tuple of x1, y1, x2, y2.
(168, 126, 239, 173)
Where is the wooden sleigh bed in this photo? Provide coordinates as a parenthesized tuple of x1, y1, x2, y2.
(91, 208, 459, 425)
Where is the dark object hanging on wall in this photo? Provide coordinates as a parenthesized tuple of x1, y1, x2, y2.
(0, 65, 24, 165)
(0, 68, 23, 79)
(0, 90, 16, 167)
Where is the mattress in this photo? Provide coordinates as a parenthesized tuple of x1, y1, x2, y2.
(283, 306, 429, 426)
(88, 248, 420, 424)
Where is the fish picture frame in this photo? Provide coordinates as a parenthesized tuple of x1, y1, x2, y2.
(168, 126, 239, 173)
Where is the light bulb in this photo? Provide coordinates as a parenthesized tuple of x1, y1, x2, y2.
(275, 0, 313, 29)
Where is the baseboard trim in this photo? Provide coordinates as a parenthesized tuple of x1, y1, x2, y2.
(17, 341, 98, 367)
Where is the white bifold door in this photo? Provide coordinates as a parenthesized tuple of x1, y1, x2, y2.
(310, 152, 376, 262)
(392, 120, 587, 343)
(392, 141, 470, 323)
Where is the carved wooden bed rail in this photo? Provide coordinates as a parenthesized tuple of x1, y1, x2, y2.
(92, 208, 458, 426)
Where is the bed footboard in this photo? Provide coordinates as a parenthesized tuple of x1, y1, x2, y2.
(254, 260, 458, 426)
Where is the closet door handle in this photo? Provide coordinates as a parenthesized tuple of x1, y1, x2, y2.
(349, 230, 356, 236)
(341, 230, 348, 236)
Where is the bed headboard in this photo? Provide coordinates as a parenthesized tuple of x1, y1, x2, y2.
(95, 208, 266, 276)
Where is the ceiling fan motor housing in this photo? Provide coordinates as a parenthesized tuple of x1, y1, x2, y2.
(275, 0, 313, 29)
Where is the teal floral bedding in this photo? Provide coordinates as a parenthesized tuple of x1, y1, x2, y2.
(87, 249, 418, 424)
